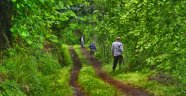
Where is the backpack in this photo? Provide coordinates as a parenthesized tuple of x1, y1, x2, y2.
(116, 44, 122, 53)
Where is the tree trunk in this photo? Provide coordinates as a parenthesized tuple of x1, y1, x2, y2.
(0, 0, 13, 50)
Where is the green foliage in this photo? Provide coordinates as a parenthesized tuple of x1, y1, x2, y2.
(11, 0, 54, 48)
(0, 80, 26, 96)
(92, 0, 186, 87)
(3, 0, 185, 95)
(36, 52, 60, 75)
(10, 0, 84, 48)
(55, 67, 73, 96)
(1, 48, 63, 95)
(3, 1, 80, 95)
(4, 53, 38, 84)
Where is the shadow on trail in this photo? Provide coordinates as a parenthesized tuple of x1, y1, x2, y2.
(81, 48, 152, 96)
(69, 46, 87, 96)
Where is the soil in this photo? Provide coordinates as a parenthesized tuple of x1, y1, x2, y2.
(69, 47, 87, 96)
(81, 48, 152, 96)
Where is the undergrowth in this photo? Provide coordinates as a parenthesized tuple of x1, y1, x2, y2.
(54, 67, 73, 96)
(0, 45, 73, 96)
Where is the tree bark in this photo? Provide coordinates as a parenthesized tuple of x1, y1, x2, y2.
(0, 0, 12, 50)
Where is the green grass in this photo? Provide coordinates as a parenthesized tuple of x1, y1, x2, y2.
(55, 67, 73, 96)
(0, 45, 74, 96)
(50, 44, 73, 96)
(37, 44, 73, 96)
(79, 66, 123, 96)
(73, 45, 88, 65)
(61, 44, 73, 66)
(102, 64, 183, 96)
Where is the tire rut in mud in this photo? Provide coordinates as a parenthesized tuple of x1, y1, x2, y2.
(81, 48, 151, 96)
(69, 47, 87, 96)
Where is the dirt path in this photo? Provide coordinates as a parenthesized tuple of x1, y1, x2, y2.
(81, 48, 152, 96)
(69, 47, 87, 96)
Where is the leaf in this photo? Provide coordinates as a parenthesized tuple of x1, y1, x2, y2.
(40, 0, 44, 3)
(21, 32, 27, 37)
(17, 4, 20, 9)
(61, 15, 69, 21)
(38, 44, 44, 49)
(59, 1, 65, 9)
(10, 27, 17, 33)
(27, 40, 33, 45)
(12, 0, 16, 2)
(134, 0, 138, 4)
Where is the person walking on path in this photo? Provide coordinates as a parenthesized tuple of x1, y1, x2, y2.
(89, 42, 97, 57)
(80, 35, 85, 48)
(111, 37, 123, 71)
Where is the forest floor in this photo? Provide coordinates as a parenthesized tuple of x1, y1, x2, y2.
(69, 46, 152, 96)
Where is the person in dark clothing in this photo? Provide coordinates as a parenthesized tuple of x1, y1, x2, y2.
(89, 42, 96, 57)
(111, 37, 123, 71)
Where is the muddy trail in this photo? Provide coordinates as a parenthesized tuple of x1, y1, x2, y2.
(81, 48, 152, 96)
(69, 47, 87, 96)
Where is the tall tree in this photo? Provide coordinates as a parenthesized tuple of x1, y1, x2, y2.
(0, 0, 13, 50)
